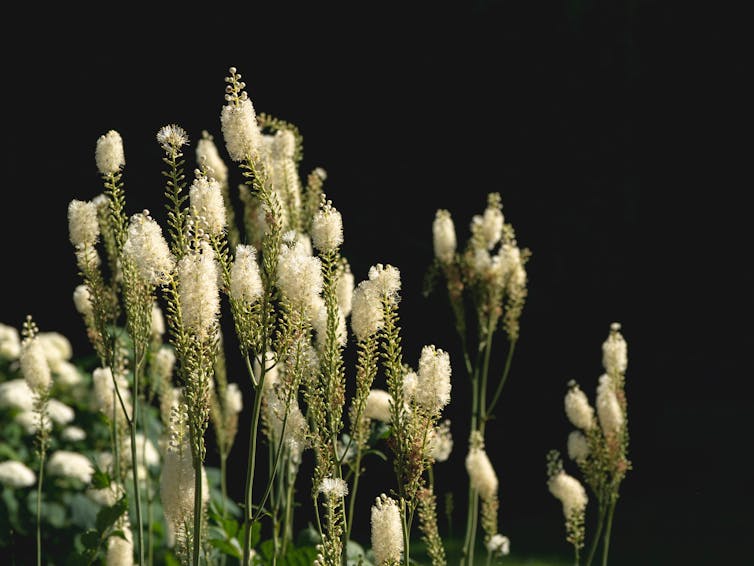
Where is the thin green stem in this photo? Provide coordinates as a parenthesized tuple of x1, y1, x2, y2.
(242, 353, 267, 566)
(483, 339, 517, 431)
(486, 549, 493, 566)
(401, 498, 411, 566)
(344, 447, 363, 550)
(220, 453, 228, 520)
(601, 500, 617, 566)
(36, 449, 45, 566)
(130, 351, 145, 566)
(584, 502, 607, 566)
(478, 315, 496, 433)
(192, 453, 203, 566)
(468, 491, 479, 566)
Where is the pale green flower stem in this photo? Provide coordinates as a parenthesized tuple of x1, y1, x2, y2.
(36, 448, 45, 566)
(601, 500, 617, 566)
(129, 349, 146, 566)
(584, 500, 607, 566)
(242, 353, 267, 566)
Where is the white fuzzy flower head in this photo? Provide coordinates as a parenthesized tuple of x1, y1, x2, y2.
(190, 172, 227, 237)
(318, 477, 349, 499)
(178, 242, 220, 341)
(480, 193, 504, 250)
(548, 471, 588, 518)
(413, 345, 452, 414)
(564, 381, 594, 431)
(68, 199, 100, 247)
(73, 285, 94, 318)
(368, 263, 401, 303)
(0, 460, 37, 488)
(122, 211, 175, 286)
(602, 322, 628, 376)
(230, 244, 263, 304)
(465, 446, 498, 499)
(197, 131, 229, 184)
(75, 243, 101, 272)
(429, 419, 453, 462)
(336, 264, 354, 317)
(433, 209, 457, 263)
(350, 281, 383, 342)
(93, 367, 131, 422)
(127, 432, 160, 469)
(156, 123, 189, 156)
(62, 426, 87, 442)
(486, 534, 510, 557)
(224, 383, 243, 415)
(47, 399, 75, 425)
(596, 374, 623, 435)
(364, 389, 393, 423)
(47, 450, 94, 484)
(276, 240, 323, 313)
(152, 346, 176, 383)
(54, 361, 82, 388)
(221, 95, 262, 162)
(151, 303, 165, 337)
(402, 371, 418, 400)
(38, 332, 72, 371)
(567, 430, 590, 462)
(0, 379, 34, 411)
(371, 494, 403, 566)
(106, 517, 134, 566)
(95, 130, 125, 175)
(161, 413, 197, 532)
(0, 323, 21, 359)
(311, 199, 344, 252)
(20, 337, 51, 392)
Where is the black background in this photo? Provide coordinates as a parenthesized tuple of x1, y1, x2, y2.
(2, 2, 750, 564)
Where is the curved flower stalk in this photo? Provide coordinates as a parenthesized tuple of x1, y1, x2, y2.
(547, 323, 632, 566)
(425, 193, 530, 564)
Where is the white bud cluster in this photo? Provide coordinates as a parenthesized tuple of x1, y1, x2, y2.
(602, 322, 628, 375)
(564, 382, 594, 430)
(122, 211, 175, 286)
(20, 337, 51, 392)
(67, 199, 100, 247)
(413, 345, 452, 414)
(47, 450, 94, 484)
(364, 389, 393, 423)
(196, 131, 229, 184)
(0, 324, 21, 360)
(548, 471, 588, 519)
(95, 130, 125, 175)
(177, 242, 220, 341)
(371, 494, 403, 566)
(466, 446, 498, 499)
(189, 172, 227, 237)
(596, 374, 623, 435)
(0, 460, 37, 488)
(230, 244, 263, 304)
(433, 209, 457, 263)
(311, 200, 344, 252)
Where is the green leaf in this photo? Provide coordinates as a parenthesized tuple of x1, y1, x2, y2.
(91, 467, 111, 489)
(249, 520, 262, 548)
(96, 495, 128, 532)
(223, 517, 239, 538)
(210, 538, 243, 559)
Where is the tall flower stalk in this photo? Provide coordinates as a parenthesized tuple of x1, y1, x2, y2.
(19, 317, 52, 566)
(426, 194, 529, 563)
(547, 323, 631, 566)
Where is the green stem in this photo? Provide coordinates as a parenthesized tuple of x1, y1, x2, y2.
(486, 549, 493, 566)
(584, 502, 607, 566)
(281, 464, 296, 558)
(483, 339, 517, 430)
(143, 436, 153, 566)
(220, 453, 228, 520)
(242, 353, 267, 566)
(601, 500, 617, 566)
(478, 315, 496, 434)
(36, 449, 45, 566)
(401, 498, 411, 566)
(344, 446, 363, 550)
(192, 453, 203, 566)
(130, 352, 145, 566)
